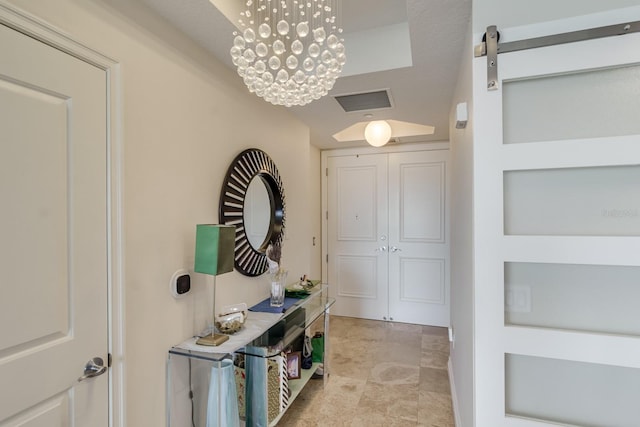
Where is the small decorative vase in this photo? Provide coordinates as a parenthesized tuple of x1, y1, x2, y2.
(269, 270, 288, 307)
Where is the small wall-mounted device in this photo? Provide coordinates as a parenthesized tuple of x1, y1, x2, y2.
(170, 269, 191, 298)
(455, 102, 468, 129)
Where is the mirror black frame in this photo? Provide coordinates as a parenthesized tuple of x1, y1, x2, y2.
(219, 148, 285, 276)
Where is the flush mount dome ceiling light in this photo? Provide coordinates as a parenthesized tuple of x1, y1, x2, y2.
(230, 0, 346, 107)
(364, 120, 392, 147)
(332, 119, 436, 146)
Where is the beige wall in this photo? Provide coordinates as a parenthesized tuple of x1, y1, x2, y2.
(448, 22, 474, 427)
(6, 0, 313, 425)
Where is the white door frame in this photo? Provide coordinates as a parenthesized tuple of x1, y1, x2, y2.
(321, 141, 449, 295)
(0, 3, 125, 426)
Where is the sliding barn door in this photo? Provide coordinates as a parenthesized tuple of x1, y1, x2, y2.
(474, 20, 640, 426)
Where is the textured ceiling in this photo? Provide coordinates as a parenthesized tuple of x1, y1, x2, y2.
(138, 0, 472, 149)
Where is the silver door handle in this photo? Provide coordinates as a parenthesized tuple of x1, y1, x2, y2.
(374, 246, 387, 252)
(78, 357, 107, 382)
(390, 246, 402, 253)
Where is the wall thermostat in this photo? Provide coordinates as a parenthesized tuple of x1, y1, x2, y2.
(170, 269, 191, 298)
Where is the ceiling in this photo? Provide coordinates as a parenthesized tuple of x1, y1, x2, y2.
(138, 0, 472, 149)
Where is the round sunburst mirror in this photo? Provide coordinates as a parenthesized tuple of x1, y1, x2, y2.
(219, 149, 285, 276)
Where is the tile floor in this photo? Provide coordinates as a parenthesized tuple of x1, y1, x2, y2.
(278, 316, 455, 426)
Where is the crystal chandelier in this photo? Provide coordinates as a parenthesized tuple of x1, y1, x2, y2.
(230, 0, 346, 107)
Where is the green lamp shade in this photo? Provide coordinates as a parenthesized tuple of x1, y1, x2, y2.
(194, 224, 235, 275)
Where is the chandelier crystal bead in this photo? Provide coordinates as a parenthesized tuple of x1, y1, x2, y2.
(232, 0, 345, 107)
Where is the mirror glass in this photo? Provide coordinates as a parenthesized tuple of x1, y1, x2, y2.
(243, 175, 272, 250)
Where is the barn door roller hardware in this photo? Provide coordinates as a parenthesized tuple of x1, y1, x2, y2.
(475, 21, 640, 91)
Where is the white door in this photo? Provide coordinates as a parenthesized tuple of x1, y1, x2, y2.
(473, 19, 640, 426)
(388, 151, 450, 326)
(327, 153, 389, 320)
(0, 22, 109, 426)
(326, 149, 450, 325)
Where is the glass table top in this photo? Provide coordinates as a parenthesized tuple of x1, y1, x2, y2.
(169, 285, 335, 361)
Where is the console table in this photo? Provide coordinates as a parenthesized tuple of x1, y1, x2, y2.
(167, 285, 335, 426)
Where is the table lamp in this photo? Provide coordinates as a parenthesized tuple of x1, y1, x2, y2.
(194, 224, 235, 346)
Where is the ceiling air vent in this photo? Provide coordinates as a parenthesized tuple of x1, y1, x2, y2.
(333, 89, 392, 112)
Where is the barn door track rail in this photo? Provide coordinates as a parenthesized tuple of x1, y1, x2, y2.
(475, 21, 640, 91)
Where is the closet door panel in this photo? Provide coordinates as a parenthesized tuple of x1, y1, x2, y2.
(388, 150, 450, 326)
(400, 161, 445, 242)
(399, 257, 445, 304)
(327, 154, 388, 320)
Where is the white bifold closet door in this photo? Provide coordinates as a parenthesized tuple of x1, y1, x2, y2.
(473, 17, 640, 427)
(326, 149, 450, 326)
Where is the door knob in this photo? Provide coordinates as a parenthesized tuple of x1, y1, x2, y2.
(78, 357, 107, 382)
(374, 246, 387, 252)
(390, 246, 402, 253)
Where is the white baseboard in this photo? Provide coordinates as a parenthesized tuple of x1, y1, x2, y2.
(448, 358, 462, 427)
